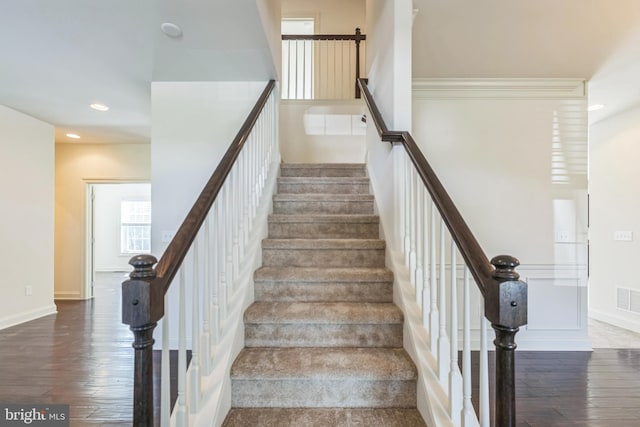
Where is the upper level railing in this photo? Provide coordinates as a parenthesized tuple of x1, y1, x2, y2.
(282, 28, 365, 100)
(358, 78, 528, 427)
(121, 80, 278, 426)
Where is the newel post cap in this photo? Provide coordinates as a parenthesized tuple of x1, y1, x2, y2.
(491, 255, 520, 281)
(129, 254, 158, 280)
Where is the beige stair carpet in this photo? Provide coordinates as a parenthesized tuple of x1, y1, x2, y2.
(223, 163, 426, 426)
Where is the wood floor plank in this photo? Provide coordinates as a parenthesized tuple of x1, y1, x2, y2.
(2, 272, 640, 426)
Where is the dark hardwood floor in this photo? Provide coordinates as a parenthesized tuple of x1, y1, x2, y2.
(1, 273, 640, 426)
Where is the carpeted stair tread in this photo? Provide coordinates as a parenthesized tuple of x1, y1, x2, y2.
(231, 347, 417, 380)
(268, 214, 379, 224)
(274, 193, 374, 201)
(254, 267, 393, 282)
(280, 163, 367, 177)
(244, 302, 403, 324)
(222, 408, 427, 427)
(262, 238, 385, 250)
(278, 177, 371, 184)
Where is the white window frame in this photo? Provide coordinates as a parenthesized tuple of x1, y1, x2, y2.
(120, 200, 151, 254)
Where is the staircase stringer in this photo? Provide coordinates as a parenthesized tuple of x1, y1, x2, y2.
(188, 157, 281, 427)
(367, 161, 454, 427)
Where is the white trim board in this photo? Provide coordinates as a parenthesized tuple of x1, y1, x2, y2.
(413, 78, 586, 99)
(0, 304, 57, 330)
(54, 291, 83, 300)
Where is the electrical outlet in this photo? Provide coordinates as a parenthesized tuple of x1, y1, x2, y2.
(161, 231, 175, 243)
(614, 231, 633, 241)
(25, 286, 33, 296)
(555, 231, 571, 243)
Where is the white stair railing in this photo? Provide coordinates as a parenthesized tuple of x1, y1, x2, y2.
(359, 78, 528, 427)
(122, 81, 279, 427)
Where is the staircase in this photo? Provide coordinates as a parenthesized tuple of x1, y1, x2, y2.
(223, 163, 426, 426)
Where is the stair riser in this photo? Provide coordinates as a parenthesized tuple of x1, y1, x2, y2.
(254, 282, 393, 302)
(280, 168, 366, 178)
(245, 324, 402, 347)
(262, 248, 385, 268)
(231, 379, 417, 408)
(268, 222, 379, 239)
(278, 182, 370, 194)
(273, 200, 373, 215)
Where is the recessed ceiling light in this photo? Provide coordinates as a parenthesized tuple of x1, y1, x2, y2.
(66, 133, 81, 139)
(588, 104, 605, 112)
(90, 103, 109, 112)
(160, 22, 182, 38)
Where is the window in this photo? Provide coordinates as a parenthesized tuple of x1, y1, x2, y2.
(121, 201, 151, 254)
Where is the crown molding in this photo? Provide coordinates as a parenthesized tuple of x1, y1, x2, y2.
(413, 78, 586, 100)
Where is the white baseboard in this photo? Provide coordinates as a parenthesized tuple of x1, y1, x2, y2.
(590, 309, 640, 334)
(54, 290, 83, 300)
(0, 304, 58, 330)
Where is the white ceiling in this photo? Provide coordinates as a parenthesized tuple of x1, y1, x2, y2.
(2, 0, 639, 144)
(0, 0, 275, 144)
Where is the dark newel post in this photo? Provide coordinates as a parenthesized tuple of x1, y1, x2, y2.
(122, 254, 160, 427)
(355, 27, 362, 99)
(488, 255, 528, 427)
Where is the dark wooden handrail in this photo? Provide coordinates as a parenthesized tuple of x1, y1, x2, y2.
(121, 80, 276, 426)
(357, 77, 527, 427)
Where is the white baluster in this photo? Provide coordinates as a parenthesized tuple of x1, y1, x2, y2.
(429, 204, 439, 351)
(438, 219, 450, 388)
(201, 217, 211, 373)
(422, 188, 430, 328)
(462, 267, 477, 426)
(161, 294, 170, 427)
(409, 167, 417, 288)
(404, 154, 411, 265)
(232, 167, 240, 280)
(219, 192, 228, 321)
(394, 147, 404, 250)
(449, 243, 462, 425)
(415, 174, 423, 306)
(210, 206, 220, 345)
(190, 243, 200, 413)
(225, 179, 234, 295)
(175, 267, 188, 426)
(480, 303, 490, 427)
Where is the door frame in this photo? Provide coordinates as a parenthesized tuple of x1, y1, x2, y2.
(84, 180, 151, 299)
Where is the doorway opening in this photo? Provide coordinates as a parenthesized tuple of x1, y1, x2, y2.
(85, 182, 151, 299)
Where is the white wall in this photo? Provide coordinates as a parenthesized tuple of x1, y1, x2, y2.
(55, 143, 150, 299)
(257, 0, 282, 80)
(364, 0, 413, 251)
(279, 100, 366, 163)
(150, 81, 267, 256)
(93, 183, 151, 272)
(590, 106, 640, 333)
(0, 105, 56, 329)
(412, 79, 590, 350)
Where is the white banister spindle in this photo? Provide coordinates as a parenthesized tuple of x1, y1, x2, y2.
(422, 189, 430, 329)
(232, 168, 240, 280)
(438, 219, 450, 388)
(190, 243, 201, 413)
(394, 148, 404, 251)
(219, 192, 228, 321)
(462, 267, 476, 427)
(210, 205, 220, 345)
(225, 179, 234, 294)
(201, 217, 212, 372)
(175, 267, 188, 426)
(449, 244, 462, 425)
(409, 168, 417, 287)
(415, 177, 424, 307)
(404, 155, 411, 265)
(429, 203, 439, 351)
(480, 304, 490, 427)
(161, 293, 170, 427)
